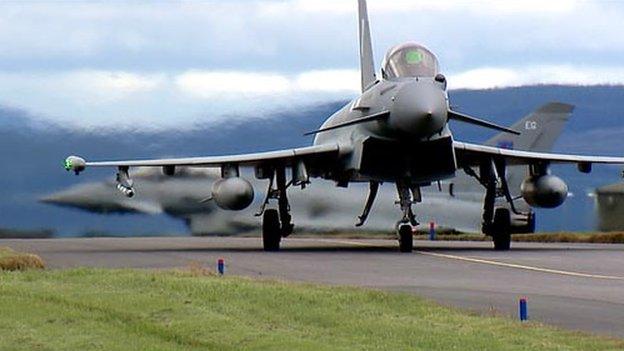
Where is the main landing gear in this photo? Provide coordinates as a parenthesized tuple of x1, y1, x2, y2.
(397, 223, 413, 253)
(256, 167, 294, 251)
(465, 159, 520, 251)
(262, 209, 281, 251)
(491, 208, 511, 251)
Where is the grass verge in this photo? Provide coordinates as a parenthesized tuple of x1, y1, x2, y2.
(0, 246, 45, 270)
(1, 268, 623, 350)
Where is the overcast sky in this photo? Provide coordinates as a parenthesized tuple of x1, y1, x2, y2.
(1, 0, 624, 129)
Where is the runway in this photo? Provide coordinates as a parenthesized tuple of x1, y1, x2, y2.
(2, 237, 624, 338)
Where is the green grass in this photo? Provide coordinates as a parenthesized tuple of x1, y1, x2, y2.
(0, 269, 622, 350)
(0, 246, 45, 270)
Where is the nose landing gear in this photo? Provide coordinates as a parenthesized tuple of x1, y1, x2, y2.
(395, 180, 420, 252)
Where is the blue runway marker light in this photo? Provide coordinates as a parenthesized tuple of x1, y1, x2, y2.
(519, 298, 528, 321)
(429, 221, 436, 241)
(217, 258, 225, 276)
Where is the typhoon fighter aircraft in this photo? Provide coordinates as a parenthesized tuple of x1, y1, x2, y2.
(63, 0, 624, 252)
(47, 102, 573, 236)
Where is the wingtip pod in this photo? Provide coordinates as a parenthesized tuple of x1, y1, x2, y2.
(64, 156, 86, 175)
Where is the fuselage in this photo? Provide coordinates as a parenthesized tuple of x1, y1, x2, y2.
(313, 43, 455, 184)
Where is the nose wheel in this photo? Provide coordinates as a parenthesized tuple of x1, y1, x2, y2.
(395, 180, 419, 252)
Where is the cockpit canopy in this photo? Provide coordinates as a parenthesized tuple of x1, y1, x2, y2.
(381, 43, 440, 79)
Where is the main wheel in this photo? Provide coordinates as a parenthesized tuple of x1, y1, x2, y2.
(492, 208, 511, 251)
(398, 224, 413, 253)
(262, 209, 281, 251)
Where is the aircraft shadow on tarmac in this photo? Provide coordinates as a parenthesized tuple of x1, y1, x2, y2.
(53, 241, 623, 254)
(415, 246, 624, 252)
(59, 246, 396, 254)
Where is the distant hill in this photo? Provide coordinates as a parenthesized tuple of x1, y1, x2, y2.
(1, 85, 623, 235)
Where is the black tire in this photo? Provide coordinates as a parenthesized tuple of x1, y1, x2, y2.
(262, 209, 281, 251)
(398, 224, 413, 253)
(492, 208, 511, 251)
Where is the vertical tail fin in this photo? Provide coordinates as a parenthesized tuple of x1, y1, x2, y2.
(485, 102, 574, 151)
(358, 0, 376, 92)
(485, 102, 575, 194)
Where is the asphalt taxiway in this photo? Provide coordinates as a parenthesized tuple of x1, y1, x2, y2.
(2, 237, 623, 337)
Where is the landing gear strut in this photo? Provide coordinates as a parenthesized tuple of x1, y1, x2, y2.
(356, 181, 379, 227)
(395, 180, 420, 252)
(465, 159, 516, 251)
(276, 167, 294, 237)
(257, 166, 294, 251)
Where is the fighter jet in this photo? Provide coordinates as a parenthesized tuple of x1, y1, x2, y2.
(45, 102, 573, 236)
(63, 0, 624, 252)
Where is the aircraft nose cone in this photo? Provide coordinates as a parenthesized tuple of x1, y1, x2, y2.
(390, 81, 447, 137)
